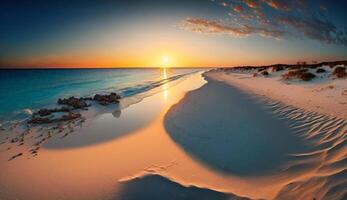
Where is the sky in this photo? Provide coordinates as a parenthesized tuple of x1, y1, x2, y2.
(0, 0, 347, 68)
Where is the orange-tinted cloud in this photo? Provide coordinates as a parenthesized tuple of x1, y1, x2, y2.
(244, 0, 259, 9)
(262, 0, 290, 10)
(181, 17, 284, 38)
(233, 5, 243, 12)
(185, 0, 347, 47)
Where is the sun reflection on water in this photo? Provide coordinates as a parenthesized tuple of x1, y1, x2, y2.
(162, 68, 168, 101)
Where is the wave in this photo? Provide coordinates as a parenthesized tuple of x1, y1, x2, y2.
(100, 71, 194, 98)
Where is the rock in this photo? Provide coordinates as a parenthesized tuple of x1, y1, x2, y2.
(93, 93, 121, 105)
(59, 107, 73, 112)
(37, 109, 52, 116)
(98, 100, 109, 106)
(8, 153, 23, 161)
(81, 97, 93, 101)
(59, 112, 81, 122)
(36, 107, 72, 116)
(28, 117, 52, 124)
(30, 112, 80, 124)
(57, 96, 89, 109)
(10, 137, 19, 143)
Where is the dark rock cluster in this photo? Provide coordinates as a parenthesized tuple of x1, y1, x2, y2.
(29, 92, 121, 124)
(28, 112, 82, 124)
(36, 107, 72, 116)
(93, 93, 121, 105)
(57, 96, 91, 109)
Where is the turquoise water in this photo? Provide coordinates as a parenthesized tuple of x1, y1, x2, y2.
(0, 68, 200, 122)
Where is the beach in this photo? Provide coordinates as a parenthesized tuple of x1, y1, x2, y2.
(0, 66, 347, 200)
(2, 0, 347, 199)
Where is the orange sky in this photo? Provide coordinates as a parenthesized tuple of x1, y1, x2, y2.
(1, 1, 346, 68)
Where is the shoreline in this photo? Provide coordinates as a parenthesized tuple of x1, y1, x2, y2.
(0, 69, 346, 200)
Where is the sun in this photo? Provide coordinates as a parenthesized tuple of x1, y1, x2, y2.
(163, 56, 169, 65)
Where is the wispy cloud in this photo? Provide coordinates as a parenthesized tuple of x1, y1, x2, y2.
(181, 17, 284, 38)
(262, 0, 290, 10)
(182, 0, 347, 47)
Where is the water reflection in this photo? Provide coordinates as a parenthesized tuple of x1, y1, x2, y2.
(162, 68, 169, 101)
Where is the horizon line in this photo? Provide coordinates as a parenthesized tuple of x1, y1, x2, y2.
(1, 59, 346, 70)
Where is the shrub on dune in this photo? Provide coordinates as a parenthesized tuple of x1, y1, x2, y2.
(329, 64, 335, 69)
(297, 68, 308, 72)
(300, 72, 316, 81)
(316, 68, 326, 73)
(257, 67, 266, 72)
(261, 71, 269, 76)
(272, 66, 284, 72)
(282, 69, 316, 81)
(333, 66, 347, 78)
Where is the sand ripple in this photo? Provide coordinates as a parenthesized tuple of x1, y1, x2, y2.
(265, 100, 347, 200)
(165, 77, 347, 199)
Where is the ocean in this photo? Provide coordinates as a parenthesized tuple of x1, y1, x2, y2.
(0, 68, 201, 123)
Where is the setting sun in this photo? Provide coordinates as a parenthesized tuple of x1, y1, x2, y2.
(163, 56, 169, 66)
(1, 1, 347, 200)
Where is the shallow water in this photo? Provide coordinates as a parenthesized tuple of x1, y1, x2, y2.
(0, 68, 200, 123)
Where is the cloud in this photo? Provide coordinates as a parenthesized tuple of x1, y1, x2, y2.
(180, 0, 347, 47)
(233, 5, 243, 12)
(181, 17, 285, 38)
(244, 0, 259, 9)
(262, 0, 290, 10)
(279, 15, 347, 46)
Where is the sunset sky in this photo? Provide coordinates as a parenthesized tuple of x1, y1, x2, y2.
(1, 0, 347, 68)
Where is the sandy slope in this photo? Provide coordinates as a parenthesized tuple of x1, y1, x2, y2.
(207, 66, 347, 120)
(164, 74, 347, 199)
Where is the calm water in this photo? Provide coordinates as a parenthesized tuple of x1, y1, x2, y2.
(0, 68, 201, 122)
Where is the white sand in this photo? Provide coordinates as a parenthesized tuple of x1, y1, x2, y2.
(207, 66, 347, 120)
(187, 68, 347, 199)
(1, 70, 347, 200)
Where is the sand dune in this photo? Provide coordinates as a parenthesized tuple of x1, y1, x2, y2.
(164, 74, 347, 199)
(115, 174, 248, 200)
(165, 77, 309, 176)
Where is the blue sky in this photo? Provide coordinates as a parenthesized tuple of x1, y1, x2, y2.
(0, 0, 346, 68)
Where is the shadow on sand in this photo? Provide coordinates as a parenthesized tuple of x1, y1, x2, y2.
(113, 174, 248, 200)
(164, 77, 308, 177)
(44, 95, 163, 149)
